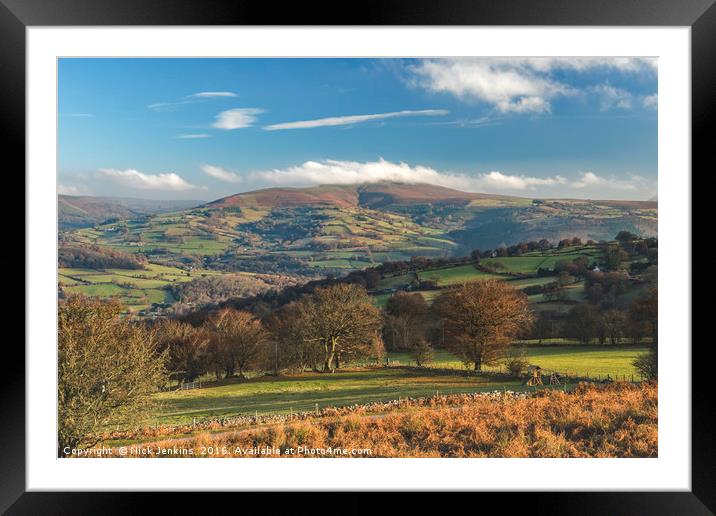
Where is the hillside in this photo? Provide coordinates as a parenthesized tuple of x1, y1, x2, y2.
(59, 195, 203, 230)
(61, 182, 657, 279)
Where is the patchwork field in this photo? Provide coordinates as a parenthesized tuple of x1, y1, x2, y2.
(59, 263, 226, 312)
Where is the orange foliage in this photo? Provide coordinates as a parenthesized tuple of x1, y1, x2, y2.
(108, 382, 657, 458)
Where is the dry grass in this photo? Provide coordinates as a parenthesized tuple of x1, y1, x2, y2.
(110, 382, 656, 458)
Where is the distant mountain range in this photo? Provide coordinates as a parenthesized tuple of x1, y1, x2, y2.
(61, 182, 657, 276)
(59, 195, 204, 230)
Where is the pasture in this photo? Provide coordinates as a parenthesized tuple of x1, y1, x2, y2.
(59, 263, 225, 312)
(151, 345, 647, 426)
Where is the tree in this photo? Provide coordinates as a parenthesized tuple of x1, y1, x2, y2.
(207, 308, 268, 379)
(368, 334, 387, 366)
(432, 280, 533, 371)
(633, 347, 658, 380)
(605, 245, 629, 270)
(58, 296, 166, 456)
(602, 310, 626, 345)
(383, 292, 429, 351)
(410, 338, 434, 367)
(505, 346, 529, 377)
(565, 304, 601, 344)
(616, 230, 639, 244)
(154, 319, 210, 384)
(293, 284, 382, 372)
(629, 289, 658, 379)
(364, 269, 381, 289)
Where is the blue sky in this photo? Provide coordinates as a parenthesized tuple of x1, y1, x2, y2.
(58, 58, 657, 201)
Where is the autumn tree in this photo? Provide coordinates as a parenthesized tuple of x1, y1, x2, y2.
(58, 296, 166, 456)
(433, 280, 533, 371)
(207, 308, 268, 379)
(368, 334, 387, 366)
(410, 338, 434, 367)
(383, 292, 429, 352)
(264, 304, 323, 374)
(630, 289, 658, 379)
(565, 304, 601, 344)
(153, 319, 210, 384)
(293, 283, 382, 372)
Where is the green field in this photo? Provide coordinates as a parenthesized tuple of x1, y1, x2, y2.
(59, 263, 225, 313)
(151, 345, 647, 425)
(417, 264, 502, 286)
(381, 346, 646, 377)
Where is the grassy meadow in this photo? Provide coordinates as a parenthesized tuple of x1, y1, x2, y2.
(150, 345, 647, 426)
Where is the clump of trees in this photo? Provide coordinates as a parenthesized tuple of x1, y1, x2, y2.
(433, 280, 533, 370)
(58, 296, 166, 456)
(58, 244, 147, 269)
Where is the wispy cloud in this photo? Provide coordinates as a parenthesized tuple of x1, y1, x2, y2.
(201, 164, 242, 183)
(212, 108, 264, 130)
(60, 113, 93, 118)
(148, 91, 238, 111)
(408, 57, 657, 114)
(98, 168, 205, 191)
(177, 133, 211, 139)
(189, 91, 237, 99)
(263, 109, 448, 131)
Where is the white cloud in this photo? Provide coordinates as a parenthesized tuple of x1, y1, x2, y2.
(409, 59, 571, 114)
(408, 57, 656, 113)
(264, 109, 448, 131)
(177, 133, 211, 139)
(248, 158, 568, 193)
(201, 164, 242, 183)
(58, 183, 90, 195)
(642, 93, 658, 109)
(589, 83, 633, 111)
(571, 171, 649, 191)
(98, 168, 205, 191)
(507, 57, 657, 73)
(212, 108, 263, 130)
(189, 91, 237, 98)
(60, 113, 93, 118)
(241, 159, 654, 199)
(478, 171, 567, 190)
(148, 91, 238, 110)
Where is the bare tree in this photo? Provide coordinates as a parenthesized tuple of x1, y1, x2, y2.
(383, 292, 429, 351)
(433, 280, 533, 371)
(207, 308, 268, 379)
(293, 284, 382, 372)
(153, 319, 210, 385)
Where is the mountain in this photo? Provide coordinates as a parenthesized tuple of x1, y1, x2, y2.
(62, 182, 657, 277)
(208, 182, 518, 210)
(58, 195, 204, 230)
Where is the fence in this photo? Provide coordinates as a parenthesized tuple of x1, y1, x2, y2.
(177, 380, 203, 391)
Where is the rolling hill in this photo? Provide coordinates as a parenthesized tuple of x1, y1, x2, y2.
(59, 195, 204, 230)
(61, 182, 657, 277)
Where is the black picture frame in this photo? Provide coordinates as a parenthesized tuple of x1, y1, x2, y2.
(3, 0, 708, 512)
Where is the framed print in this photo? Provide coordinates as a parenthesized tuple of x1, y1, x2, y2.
(3, 0, 711, 512)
